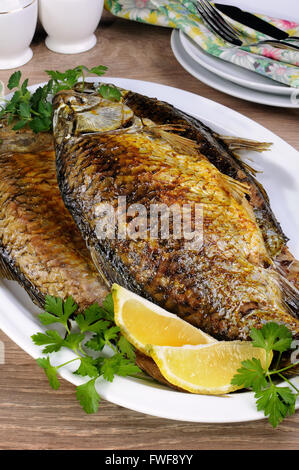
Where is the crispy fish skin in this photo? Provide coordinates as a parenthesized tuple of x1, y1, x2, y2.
(0, 131, 108, 310)
(124, 91, 287, 259)
(53, 87, 299, 343)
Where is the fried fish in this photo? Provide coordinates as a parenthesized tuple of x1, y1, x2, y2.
(0, 126, 108, 310)
(52, 83, 299, 349)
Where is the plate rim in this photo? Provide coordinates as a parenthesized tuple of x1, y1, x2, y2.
(171, 30, 299, 108)
(0, 76, 298, 423)
(179, 30, 297, 96)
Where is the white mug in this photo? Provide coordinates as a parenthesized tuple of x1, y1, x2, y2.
(38, 0, 104, 54)
(0, 0, 38, 70)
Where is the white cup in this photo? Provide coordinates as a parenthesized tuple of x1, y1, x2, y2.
(0, 0, 38, 70)
(38, 0, 104, 54)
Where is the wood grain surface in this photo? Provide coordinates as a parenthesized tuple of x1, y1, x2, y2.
(0, 11, 298, 450)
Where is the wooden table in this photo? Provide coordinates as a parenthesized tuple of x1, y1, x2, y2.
(0, 11, 298, 451)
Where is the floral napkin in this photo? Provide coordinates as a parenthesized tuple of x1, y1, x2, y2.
(104, 0, 299, 88)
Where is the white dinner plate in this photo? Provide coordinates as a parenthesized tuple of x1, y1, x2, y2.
(179, 31, 297, 96)
(0, 77, 298, 423)
(171, 30, 299, 108)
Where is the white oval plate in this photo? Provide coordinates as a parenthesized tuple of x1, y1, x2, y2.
(171, 30, 299, 108)
(0, 77, 298, 423)
(179, 30, 297, 96)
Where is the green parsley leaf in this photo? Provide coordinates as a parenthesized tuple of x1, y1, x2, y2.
(231, 322, 298, 428)
(1, 64, 111, 133)
(255, 384, 297, 428)
(84, 333, 106, 352)
(102, 293, 115, 321)
(89, 319, 111, 334)
(39, 295, 78, 330)
(21, 78, 29, 94)
(12, 120, 29, 131)
(75, 303, 110, 333)
(100, 354, 141, 382)
(36, 357, 60, 390)
(63, 332, 85, 351)
(115, 358, 141, 377)
(19, 102, 31, 120)
(104, 325, 120, 344)
(31, 330, 64, 354)
(84, 324, 120, 353)
(32, 287, 148, 415)
(98, 84, 122, 102)
(32, 330, 85, 354)
(38, 100, 52, 118)
(45, 68, 80, 90)
(8, 71, 21, 90)
(117, 335, 136, 361)
(76, 379, 100, 414)
(30, 86, 45, 108)
(45, 70, 66, 81)
(100, 355, 121, 382)
(29, 117, 52, 133)
(73, 356, 99, 378)
(89, 66, 108, 76)
(251, 322, 293, 353)
(231, 357, 268, 392)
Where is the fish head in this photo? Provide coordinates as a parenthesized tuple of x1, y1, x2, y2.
(52, 84, 136, 145)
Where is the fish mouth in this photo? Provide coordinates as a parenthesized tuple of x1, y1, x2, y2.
(53, 84, 135, 145)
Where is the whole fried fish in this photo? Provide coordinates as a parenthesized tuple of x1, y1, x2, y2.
(0, 126, 108, 310)
(53, 83, 299, 369)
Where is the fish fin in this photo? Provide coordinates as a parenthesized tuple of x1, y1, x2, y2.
(0, 254, 19, 281)
(222, 174, 250, 202)
(276, 269, 299, 320)
(250, 176, 270, 204)
(217, 134, 272, 177)
(275, 247, 298, 289)
(147, 125, 200, 157)
(217, 134, 272, 153)
(230, 152, 260, 177)
(89, 245, 112, 289)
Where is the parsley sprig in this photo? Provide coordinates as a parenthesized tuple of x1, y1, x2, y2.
(31, 294, 142, 414)
(231, 322, 299, 428)
(0, 65, 121, 134)
(32, 297, 299, 422)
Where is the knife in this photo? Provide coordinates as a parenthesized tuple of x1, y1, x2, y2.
(214, 3, 289, 40)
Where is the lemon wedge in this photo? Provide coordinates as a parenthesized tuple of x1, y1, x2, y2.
(149, 342, 271, 395)
(112, 283, 216, 355)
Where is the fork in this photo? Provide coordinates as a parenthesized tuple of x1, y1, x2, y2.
(193, 0, 299, 51)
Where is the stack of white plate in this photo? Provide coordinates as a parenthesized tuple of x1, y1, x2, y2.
(170, 0, 299, 107)
(171, 30, 299, 108)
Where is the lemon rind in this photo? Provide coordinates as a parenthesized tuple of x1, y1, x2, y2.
(112, 283, 216, 355)
(149, 343, 268, 395)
